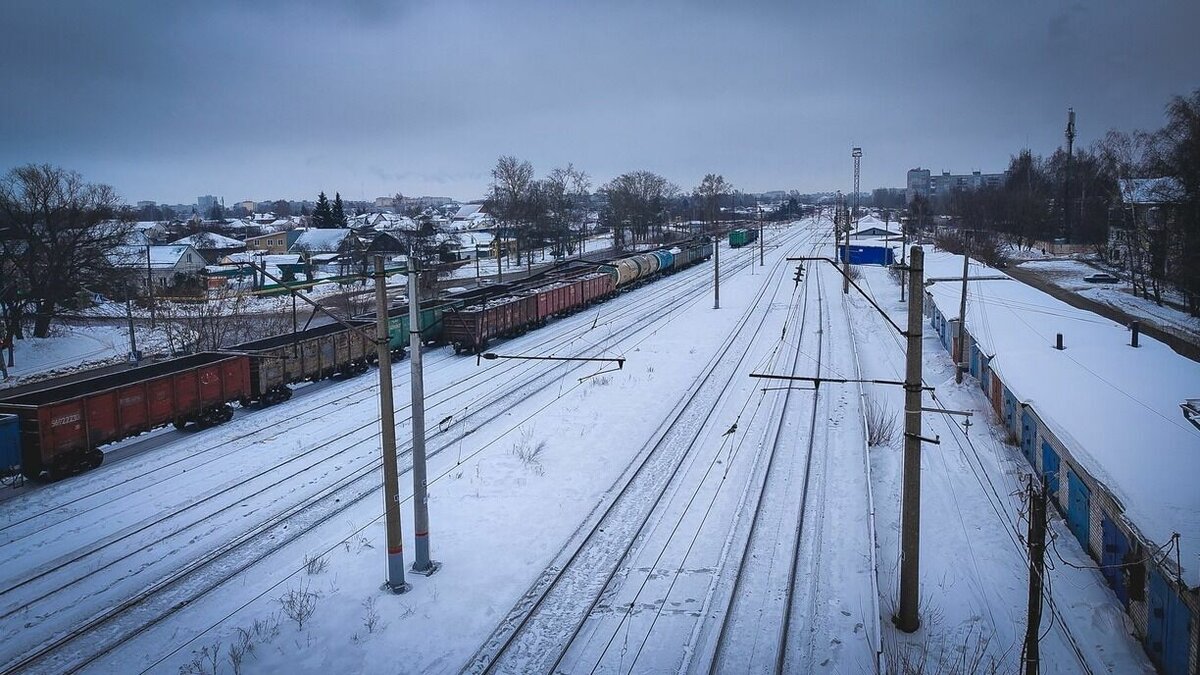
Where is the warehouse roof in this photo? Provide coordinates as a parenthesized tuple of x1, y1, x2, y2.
(923, 248, 1200, 586)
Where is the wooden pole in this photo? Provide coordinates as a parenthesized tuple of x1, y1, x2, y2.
(1022, 476, 1046, 675)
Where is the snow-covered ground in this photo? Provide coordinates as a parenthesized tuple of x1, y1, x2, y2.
(0, 219, 1156, 674)
(1016, 257, 1200, 343)
(0, 324, 172, 388)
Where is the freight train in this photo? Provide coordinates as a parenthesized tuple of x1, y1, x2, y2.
(0, 239, 712, 480)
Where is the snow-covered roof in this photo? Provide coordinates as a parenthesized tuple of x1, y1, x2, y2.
(453, 204, 484, 219)
(1119, 177, 1184, 205)
(923, 249, 1200, 585)
(291, 229, 356, 252)
(172, 232, 245, 249)
(220, 252, 302, 266)
(455, 231, 495, 246)
(110, 244, 199, 268)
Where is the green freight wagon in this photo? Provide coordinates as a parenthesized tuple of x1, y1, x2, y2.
(728, 228, 758, 248)
(355, 299, 464, 355)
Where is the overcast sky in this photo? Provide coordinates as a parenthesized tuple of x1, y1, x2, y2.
(1, 1, 1197, 205)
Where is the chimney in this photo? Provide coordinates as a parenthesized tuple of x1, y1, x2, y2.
(1055, 333, 1064, 350)
(1130, 321, 1140, 348)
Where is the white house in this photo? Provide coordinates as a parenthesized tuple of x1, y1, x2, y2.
(111, 244, 206, 288)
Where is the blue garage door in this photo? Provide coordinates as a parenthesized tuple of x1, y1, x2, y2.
(1021, 412, 1035, 464)
(970, 344, 980, 377)
(1100, 515, 1131, 605)
(980, 355, 990, 393)
(1066, 469, 1090, 548)
(1146, 570, 1193, 675)
(1041, 441, 1060, 497)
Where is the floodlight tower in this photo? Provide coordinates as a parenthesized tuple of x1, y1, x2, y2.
(852, 147, 863, 221)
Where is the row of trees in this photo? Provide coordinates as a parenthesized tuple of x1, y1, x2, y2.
(0, 158, 763, 346)
(483, 156, 762, 270)
(935, 89, 1199, 313)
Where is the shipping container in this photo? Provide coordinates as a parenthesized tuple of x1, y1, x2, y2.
(0, 414, 19, 476)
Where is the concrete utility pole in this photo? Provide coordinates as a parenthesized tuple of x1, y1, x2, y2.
(145, 243, 156, 328)
(758, 204, 764, 267)
(1022, 476, 1047, 675)
(896, 245, 925, 632)
(373, 256, 410, 593)
(956, 233, 970, 384)
(900, 214, 908, 303)
(713, 236, 720, 310)
(124, 292, 139, 363)
(408, 260, 437, 575)
(841, 194, 851, 295)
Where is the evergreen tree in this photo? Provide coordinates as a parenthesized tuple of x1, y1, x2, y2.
(313, 191, 334, 228)
(332, 192, 347, 227)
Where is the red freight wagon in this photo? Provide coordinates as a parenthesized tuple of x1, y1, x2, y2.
(580, 271, 615, 304)
(531, 281, 577, 320)
(444, 295, 539, 354)
(0, 353, 251, 479)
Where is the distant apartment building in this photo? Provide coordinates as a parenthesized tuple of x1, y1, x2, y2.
(197, 195, 220, 212)
(906, 168, 1007, 203)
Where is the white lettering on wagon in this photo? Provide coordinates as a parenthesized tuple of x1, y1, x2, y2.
(51, 412, 82, 427)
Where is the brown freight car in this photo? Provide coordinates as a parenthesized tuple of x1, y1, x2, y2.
(228, 320, 375, 405)
(443, 295, 539, 354)
(0, 353, 251, 479)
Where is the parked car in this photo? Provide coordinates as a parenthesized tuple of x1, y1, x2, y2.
(1083, 272, 1120, 283)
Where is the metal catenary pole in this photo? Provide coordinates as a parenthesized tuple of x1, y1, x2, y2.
(896, 245, 925, 632)
(373, 256, 410, 593)
(408, 260, 437, 575)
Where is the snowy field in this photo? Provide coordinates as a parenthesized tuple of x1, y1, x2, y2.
(0, 219, 1155, 674)
(1016, 257, 1200, 343)
(0, 324, 172, 388)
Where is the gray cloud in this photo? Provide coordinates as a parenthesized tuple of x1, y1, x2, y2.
(1, 1, 1197, 204)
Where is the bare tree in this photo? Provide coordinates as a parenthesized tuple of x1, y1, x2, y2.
(485, 156, 535, 268)
(695, 173, 733, 235)
(602, 171, 678, 251)
(0, 164, 132, 338)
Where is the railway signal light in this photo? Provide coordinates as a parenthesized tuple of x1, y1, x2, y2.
(793, 265, 804, 284)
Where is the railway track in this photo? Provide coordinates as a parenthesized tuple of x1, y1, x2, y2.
(0, 237, 755, 545)
(0, 225, 811, 674)
(460, 226, 823, 674)
(701, 239, 829, 673)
